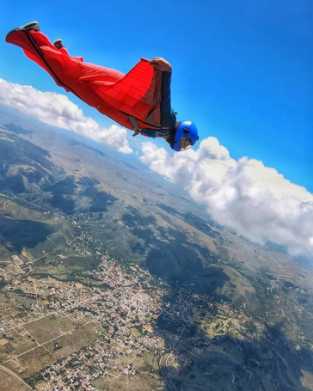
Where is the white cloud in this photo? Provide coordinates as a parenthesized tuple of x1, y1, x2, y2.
(0, 78, 132, 154)
(140, 138, 313, 258)
(1, 78, 312, 258)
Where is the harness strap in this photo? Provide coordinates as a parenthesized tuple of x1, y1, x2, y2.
(129, 116, 142, 136)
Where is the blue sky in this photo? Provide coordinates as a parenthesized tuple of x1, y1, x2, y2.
(1, 0, 312, 191)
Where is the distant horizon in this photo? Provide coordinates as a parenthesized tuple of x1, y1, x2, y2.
(0, 89, 312, 195)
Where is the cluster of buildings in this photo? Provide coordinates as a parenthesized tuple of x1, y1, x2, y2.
(36, 258, 166, 390)
(0, 252, 167, 390)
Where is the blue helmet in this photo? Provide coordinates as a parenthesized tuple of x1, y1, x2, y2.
(172, 120, 199, 151)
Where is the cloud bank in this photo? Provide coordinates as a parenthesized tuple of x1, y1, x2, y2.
(1, 78, 312, 257)
(0, 78, 132, 154)
(140, 139, 313, 258)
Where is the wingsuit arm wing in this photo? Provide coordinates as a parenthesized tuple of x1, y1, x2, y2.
(89, 59, 163, 125)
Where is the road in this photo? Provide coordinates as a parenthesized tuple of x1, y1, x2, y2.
(0, 364, 32, 390)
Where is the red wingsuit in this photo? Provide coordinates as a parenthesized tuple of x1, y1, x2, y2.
(5, 28, 165, 131)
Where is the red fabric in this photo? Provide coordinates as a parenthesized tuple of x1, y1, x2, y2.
(6, 29, 162, 130)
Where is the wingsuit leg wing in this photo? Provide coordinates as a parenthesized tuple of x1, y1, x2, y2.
(6, 27, 125, 92)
